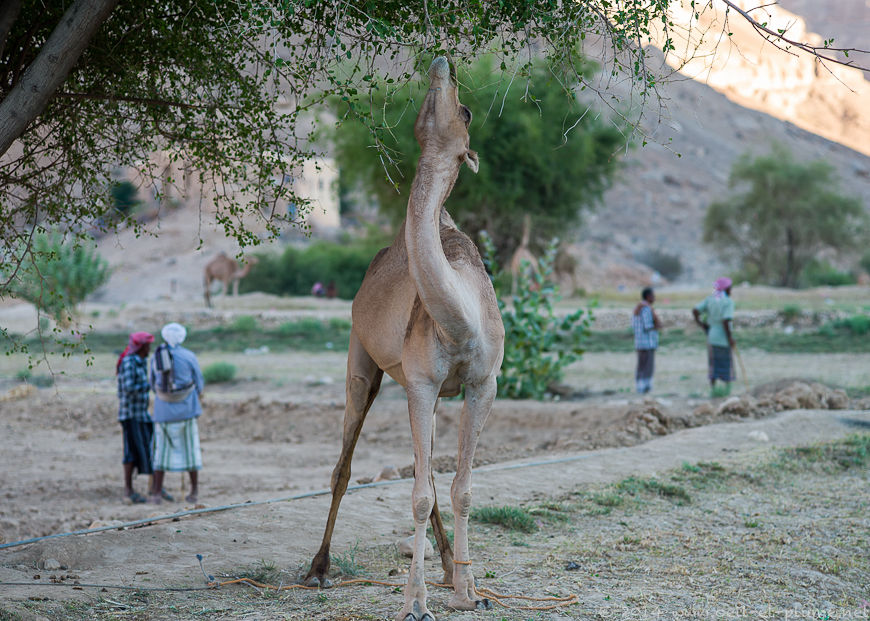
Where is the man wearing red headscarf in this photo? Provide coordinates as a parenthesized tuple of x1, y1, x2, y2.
(117, 331, 154, 503)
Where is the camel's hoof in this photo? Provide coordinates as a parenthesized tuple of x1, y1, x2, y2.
(448, 595, 490, 611)
(304, 575, 333, 588)
(402, 615, 435, 621)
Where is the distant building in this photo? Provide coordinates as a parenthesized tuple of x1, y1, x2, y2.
(117, 151, 340, 236)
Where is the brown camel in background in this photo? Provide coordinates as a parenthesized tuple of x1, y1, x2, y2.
(509, 214, 539, 295)
(203, 253, 258, 307)
(303, 57, 504, 621)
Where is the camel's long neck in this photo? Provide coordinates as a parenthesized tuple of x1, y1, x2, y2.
(405, 155, 476, 341)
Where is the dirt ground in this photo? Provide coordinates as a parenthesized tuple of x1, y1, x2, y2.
(1, 408, 868, 620)
(1, 293, 869, 620)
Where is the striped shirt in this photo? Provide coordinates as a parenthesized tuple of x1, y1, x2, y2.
(632, 305, 659, 350)
(117, 354, 151, 422)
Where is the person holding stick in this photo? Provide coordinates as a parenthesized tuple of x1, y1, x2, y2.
(693, 277, 736, 392)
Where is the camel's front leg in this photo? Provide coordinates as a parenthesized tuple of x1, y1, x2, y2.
(397, 383, 439, 621)
(448, 377, 496, 612)
(305, 332, 383, 587)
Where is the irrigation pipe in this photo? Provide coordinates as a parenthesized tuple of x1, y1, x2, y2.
(0, 453, 593, 551)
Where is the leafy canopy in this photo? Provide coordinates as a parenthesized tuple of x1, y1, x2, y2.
(703, 145, 867, 288)
(332, 55, 627, 259)
(7, 232, 110, 323)
(2, 0, 867, 317)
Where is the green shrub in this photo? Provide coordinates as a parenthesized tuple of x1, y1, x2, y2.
(637, 249, 683, 281)
(7, 232, 110, 321)
(780, 304, 802, 323)
(229, 315, 258, 332)
(203, 361, 237, 383)
(481, 232, 594, 400)
(239, 231, 390, 300)
(832, 315, 870, 336)
(799, 259, 856, 288)
(15, 368, 32, 382)
(861, 250, 870, 276)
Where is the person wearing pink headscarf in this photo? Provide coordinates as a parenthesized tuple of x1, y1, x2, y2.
(692, 277, 736, 391)
(117, 331, 155, 503)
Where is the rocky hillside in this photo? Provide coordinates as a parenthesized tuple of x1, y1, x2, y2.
(570, 0, 870, 290)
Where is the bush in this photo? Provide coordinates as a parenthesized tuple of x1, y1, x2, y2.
(239, 231, 390, 300)
(780, 304, 802, 324)
(799, 259, 856, 288)
(481, 232, 594, 400)
(860, 250, 870, 276)
(637, 249, 683, 281)
(203, 361, 237, 383)
(832, 315, 870, 336)
(229, 315, 258, 332)
(6, 232, 110, 321)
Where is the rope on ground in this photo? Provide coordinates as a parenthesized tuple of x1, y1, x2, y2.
(0, 577, 579, 611)
(207, 578, 579, 611)
(0, 453, 594, 551)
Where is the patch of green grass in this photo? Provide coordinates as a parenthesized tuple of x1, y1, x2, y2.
(331, 542, 364, 576)
(228, 315, 258, 332)
(528, 502, 572, 523)
(673, 461, 728, 489)
(776, 434, 870, 471)
(23, 318, 354, 354)
(238, 559, 281, 584)
(582, 325, 870, 354)
(471, 505, 538, 533)
(590, 492, 624, 507)
(202, 361, 237, 383)
(616, 476, 692, 504)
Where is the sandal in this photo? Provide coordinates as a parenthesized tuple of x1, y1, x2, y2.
(160, 489, 175, 502)
(127, 492, 146, 504)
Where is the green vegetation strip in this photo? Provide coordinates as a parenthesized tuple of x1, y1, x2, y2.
(9, 316, 870, 355)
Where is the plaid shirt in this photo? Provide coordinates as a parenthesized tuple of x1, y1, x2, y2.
(117, 354, 151, 422)
(632, 304, 659, 350)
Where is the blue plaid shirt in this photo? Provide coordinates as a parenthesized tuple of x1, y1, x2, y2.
(632, 305, 659, 350)
(117, 354, 151, 422)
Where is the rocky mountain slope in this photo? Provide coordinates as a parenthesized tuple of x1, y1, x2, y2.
(571, 0, 870, 289)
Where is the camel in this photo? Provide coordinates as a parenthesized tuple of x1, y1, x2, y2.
(303, 57, 505, 621)
(509, 214, 539, 295)
(202, 253, 258, 307)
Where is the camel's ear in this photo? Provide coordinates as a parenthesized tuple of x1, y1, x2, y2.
(463, 149, 479, 173)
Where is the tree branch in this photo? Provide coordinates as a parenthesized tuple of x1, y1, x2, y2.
(0, 0, 21, 61)
(0, 0, 119, 156)
(720, 0, 870, 72)
(55, 91, 211, 110)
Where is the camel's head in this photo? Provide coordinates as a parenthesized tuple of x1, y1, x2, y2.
(414, 56, 478, 173)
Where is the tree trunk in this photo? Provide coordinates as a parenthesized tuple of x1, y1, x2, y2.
(0, 0, 22, 60)
(0, 0, 118, 157)
(784, 228, 796, 288)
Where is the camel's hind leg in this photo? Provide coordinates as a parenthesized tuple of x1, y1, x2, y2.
(305, 330, 383, 587)
(448, 376, 496, 611)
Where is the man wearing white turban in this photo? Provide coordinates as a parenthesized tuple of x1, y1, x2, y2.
(148, 322, 205, 504)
